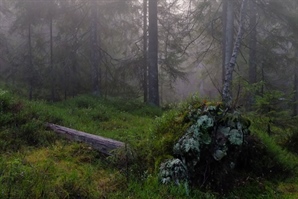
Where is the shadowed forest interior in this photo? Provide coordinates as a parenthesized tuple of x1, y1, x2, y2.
(1, 0, 298, 198)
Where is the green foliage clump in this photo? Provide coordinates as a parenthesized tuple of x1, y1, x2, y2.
(285, 131, 298, 155)
(147, 109, 191, 170)
(0, 90, 58, 151)
(254, 90, 287, 115)
(0, 144, 121, 199)
(109, 175, 217, 199)
(158, 101, 252, 192)
(154, 97, 298, 196)
(159, 158, 188, 185)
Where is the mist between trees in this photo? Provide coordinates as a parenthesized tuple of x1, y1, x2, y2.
(0, 0, 297, 111)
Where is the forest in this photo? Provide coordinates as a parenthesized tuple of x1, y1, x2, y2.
(0, 0, 298, 198)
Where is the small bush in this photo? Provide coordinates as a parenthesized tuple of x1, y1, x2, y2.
(284, 130, 298, 155)
(155, 99, 296, 195)
(0, 90, 58, 151)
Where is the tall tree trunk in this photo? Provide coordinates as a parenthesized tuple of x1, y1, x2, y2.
(148, 0, 159, 106)
(222, 0, 227, 85)
(28, 23, 33, 100)
(90, 0, 100, 96)
(261, 60, 264, 96)
(222, 0, 248, 107)
(143, 0, 148, 103)
(294, 49, 298, 116)
(222, 0, 234, 87)
(292, 1, 298, 116)
(248, 0, 257, 108)
(294, 70, 298, 116)
(50, 16, 55, 101)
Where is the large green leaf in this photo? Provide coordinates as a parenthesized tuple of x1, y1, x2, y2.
(159, 158, 188, 185)
(228, 129, 243, 145)
(197, 115, 214, 131)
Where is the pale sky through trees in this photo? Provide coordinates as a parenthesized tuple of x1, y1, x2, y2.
(0, 0, 296, 105)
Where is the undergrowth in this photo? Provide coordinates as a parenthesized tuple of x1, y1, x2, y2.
(1, 89, 298, 198)
(0, 90, 159, 198)
(146, 96, 298, 198)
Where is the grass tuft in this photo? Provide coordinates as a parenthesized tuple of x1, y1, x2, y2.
(1, 90, 298, 198)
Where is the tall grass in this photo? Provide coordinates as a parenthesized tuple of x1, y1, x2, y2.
(1, 89, 298, 198)
(0, 90, 164, 198)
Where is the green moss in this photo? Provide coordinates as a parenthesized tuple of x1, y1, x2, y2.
(148, 110, 190, 170)
(108, 175, 217, 199)
(0, 145, 121, 199)
(1, 88, 298, 198)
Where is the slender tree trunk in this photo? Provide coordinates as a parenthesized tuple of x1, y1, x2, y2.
(90, 0, 100, 96)
(148, 0, 159, 106)
(292, 2, 298, 116)
(67, 46, 78, 99)
(50, 16, 55, 101)
(248, 0, 257, 108)
(143, 0, 148, 103)
(261, 60, 264, 96)
(294, 49, 298, 116)
(222, 0, 234, 87)
(28, 23, 33, 100)
(222, 0, 248, 107)
(222, 0, 227, 85)
(294, 70, 298, 116)
(63, 61, 68, 100)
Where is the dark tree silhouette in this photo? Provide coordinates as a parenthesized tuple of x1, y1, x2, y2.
(148, 0, 159, 106)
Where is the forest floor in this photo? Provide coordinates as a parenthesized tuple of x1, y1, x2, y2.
(1, 89, 298, 198)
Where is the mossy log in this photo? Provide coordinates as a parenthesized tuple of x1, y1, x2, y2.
(46, 123, 125, 155)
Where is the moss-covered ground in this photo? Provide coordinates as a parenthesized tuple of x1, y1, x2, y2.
(1, 89, 298, 198)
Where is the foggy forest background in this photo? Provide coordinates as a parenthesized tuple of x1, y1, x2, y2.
(0, 0, 297, 111)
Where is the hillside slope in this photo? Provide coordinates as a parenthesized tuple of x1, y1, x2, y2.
(1, 89, 298, 198)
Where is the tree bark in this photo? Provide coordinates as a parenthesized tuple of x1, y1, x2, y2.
(248, 0, 257, 108)
(148, 0, 159, 106)
(28, 23, 33, 101)
(50, 16, 55, 101)
(292, 2, 298, 116)
(222, 0, 248, 107)
(143, 0, 148, 103)
(46, 123, 125, 155)
(222, 0, 234, 87)
(294, 49, 298, 116)
(90, 0, 100, 96)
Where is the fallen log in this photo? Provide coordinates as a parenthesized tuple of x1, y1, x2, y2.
(46, 123, 125, 155)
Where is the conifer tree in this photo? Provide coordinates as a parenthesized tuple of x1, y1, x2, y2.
(148, 0, 159, 106)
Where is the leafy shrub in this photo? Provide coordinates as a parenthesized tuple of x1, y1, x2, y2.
(0, 90, 58, 151)
(108, 98, 163, 117)
(0, 89, 12, 112)
(158, 102, 251, 191)
(147, 110, 190, 170)
(159, 158, 188, 185)
(155, 98, 298, 196)
(75, 95, 96, 109)
(284, 131, 298, 155)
